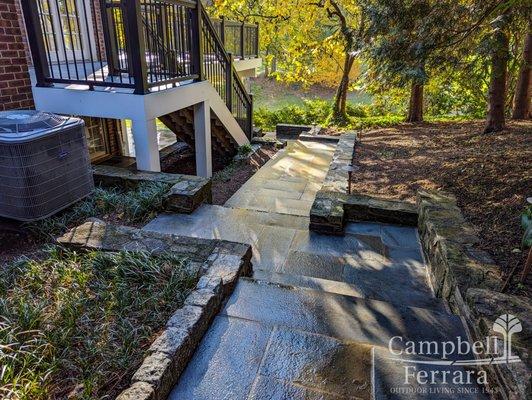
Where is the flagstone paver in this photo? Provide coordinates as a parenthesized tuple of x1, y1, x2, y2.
(143, 139, 486, 399)
(224, 141, 335, 216)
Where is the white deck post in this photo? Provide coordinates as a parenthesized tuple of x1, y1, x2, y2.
(194, 101, 213, 177)
(131, 118, 160, 172)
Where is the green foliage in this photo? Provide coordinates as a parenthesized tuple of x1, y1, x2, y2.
(254, 99, 376, 131)
(348, 115, 405, 130)
(237, 144, 253, 156)
(253, 98, 476, 131)
(0, 246, 197, 399)
(26, 182, 172, 240)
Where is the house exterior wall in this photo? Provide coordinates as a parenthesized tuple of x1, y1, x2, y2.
(0, 0, 34, 111)
(105, 118, 123, 157)
(91, 0, 107, 59)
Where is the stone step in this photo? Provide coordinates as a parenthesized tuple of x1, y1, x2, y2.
(143, 204, 310, 238)
(143, 204, 308, 244)
(169, 315, 486, 400)
(221, 279, 468, 351)
(251, 270, 447, 311)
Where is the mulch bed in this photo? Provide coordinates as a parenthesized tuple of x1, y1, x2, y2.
(212, 147, 278, 205)
(160, 143, 279, 205)
(350, 120, 531, 293)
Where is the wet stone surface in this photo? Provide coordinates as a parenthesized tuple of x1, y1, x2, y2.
(149, 139, 488, 399)
(258, 327, 372, 399)
(221, 279, 467, 350)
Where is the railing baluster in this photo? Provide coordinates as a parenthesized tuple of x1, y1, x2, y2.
(20, 0, 51, 87)
(240, 21, 245, 59)
(255, 23, 259, 57)
(125, 0, 149, 94)
(226, 53, 233, 111)
(220, 16, 226, 47)
(81, 0, 96, 83)
(62, 0, 80, 80)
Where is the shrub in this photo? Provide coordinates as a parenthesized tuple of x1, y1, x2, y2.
(346, 103, 370, 118)
(237, 143, 253, 156)
(349, 115, 405, 130)
(253, 98, 478, 132)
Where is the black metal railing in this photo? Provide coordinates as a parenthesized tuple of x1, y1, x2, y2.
(200, 8, 253, 138)
(211, 17, 259, 59)
(21, 0, 256, 139)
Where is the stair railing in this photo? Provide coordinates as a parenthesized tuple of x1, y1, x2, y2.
(196, 2, 253, 139)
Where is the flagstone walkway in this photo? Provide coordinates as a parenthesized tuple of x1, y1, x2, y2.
(143, 140, 485, 399)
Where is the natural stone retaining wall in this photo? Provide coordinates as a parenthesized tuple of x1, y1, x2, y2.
(57, 220, 252, 400)
(275, 124, 338, 143)
(417, 190, 530, 400)
(310, 132, 418, 234)
(417, 190, 502, 313)
(251, 136, 286, 149)
(93, 165, 212, 214)
(276, 123, 315, 138)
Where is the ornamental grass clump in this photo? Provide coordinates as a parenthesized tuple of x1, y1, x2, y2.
(27, 181, 172, 240)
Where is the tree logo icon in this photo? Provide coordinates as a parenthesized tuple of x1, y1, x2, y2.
(492, 314, 522, 362)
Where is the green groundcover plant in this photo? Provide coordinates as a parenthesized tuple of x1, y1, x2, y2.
(26, 182, 172, 240)
(0, 246, 198, 399)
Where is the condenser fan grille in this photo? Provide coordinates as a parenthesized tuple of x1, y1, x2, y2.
(0, 111, 67, 137)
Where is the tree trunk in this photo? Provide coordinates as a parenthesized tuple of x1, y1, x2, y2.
(512, 31, 532, 119)
(484, 29, 510, 133)
(331, 52, 355, 125)
(406, 83, 424, 122)
(271, 57, 277, 74)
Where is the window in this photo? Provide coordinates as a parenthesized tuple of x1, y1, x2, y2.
(58, 0, 82, 51)
(37, 0, 95, 62)
(39, 1, 56, 52)
(83, 117, 109, 161)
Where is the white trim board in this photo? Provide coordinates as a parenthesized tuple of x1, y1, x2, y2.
(31, 80, 250, 146)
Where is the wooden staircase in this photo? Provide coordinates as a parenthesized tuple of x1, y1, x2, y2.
(159, 107, 240, 161)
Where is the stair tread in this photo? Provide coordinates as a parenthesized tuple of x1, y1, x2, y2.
(143, 204, 311, 235)
(250, 270, 447, 312)
(170, 314, 486, 400)
(221, 279, 467, 351)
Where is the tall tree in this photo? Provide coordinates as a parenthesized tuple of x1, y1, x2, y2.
(480, 0, 531, 131)
(314, 0, 366, 125)
(212, 0, 364, 125)
(512, 29, 531, 119)
(484, 15, 511, 133)
(361, 0, 470, 122)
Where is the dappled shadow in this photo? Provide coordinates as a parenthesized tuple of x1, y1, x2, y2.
(351, 120, 532, 273)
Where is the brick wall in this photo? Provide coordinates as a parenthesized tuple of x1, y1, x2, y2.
(0, 0, 34, 111)
(105, 119, 123, 156)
